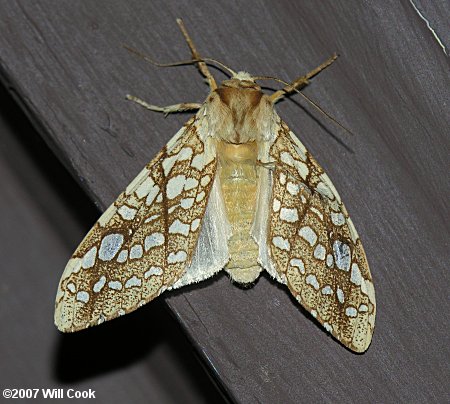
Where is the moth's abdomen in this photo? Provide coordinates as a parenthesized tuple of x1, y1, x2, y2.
(217, 141, 261, 284)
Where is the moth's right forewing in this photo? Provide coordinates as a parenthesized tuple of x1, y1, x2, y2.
(260, 119, 375, 353)
(55, 116, 218, 332)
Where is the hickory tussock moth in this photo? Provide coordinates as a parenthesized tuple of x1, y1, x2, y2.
(55, 19, 376, 353)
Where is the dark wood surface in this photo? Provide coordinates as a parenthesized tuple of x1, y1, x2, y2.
(1, 1, 448, 402)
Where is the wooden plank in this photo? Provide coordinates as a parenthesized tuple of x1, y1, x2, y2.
(0, 84, 227, 403)
(0, 1, 448, 402)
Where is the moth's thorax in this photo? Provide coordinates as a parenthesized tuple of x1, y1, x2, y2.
(205, 78, 274, 144)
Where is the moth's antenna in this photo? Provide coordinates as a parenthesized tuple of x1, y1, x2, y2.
(296, 90, 355, 137)
(204, 58, 237, 77)
(123, 45, 200, 68)
(123, 46, 236, 80)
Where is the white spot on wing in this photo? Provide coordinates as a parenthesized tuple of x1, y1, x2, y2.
(163, 147, 193, 177)
(333, 240, 351, 271)
(169, 219, 190, 236)
(145, 233, 165, 251)
(345, 306, 357, 317)
(118, 205, 137, 220)
(178, 147, 193, 161)
(130, 244, 143, 259)
(282, 156, 309, 179)
(273, 198, 281, 212)
(196, 191, 206, 202)
(125, 276, 142, 288)
(316, 181, 334, 200)
(93, 276, 106, 293)
(313, 244, 326, 260)
(272, 236, 290, 251)
(76, 291, 89, 303)
(337, 287, 345, 303)
(299, 226, 317, 246)
(191, 218, 201, 232)
(167, 175, 186, 199)
(162, 155, 177, 177)
(135, 176, 155, 199)
(108, 280, 123, 291)
(82, 246, 97, 269)
(295, 161, 309, 179)
(290, 258, 305, 274)
(296, 161, 309, 179)
(326, 254, 334, 268)
(286, 182, 299, 195)
(67, 283, 76, 293)
(331, 212, 345, 226)
(144, 214, 160, 223)
(350, 263, 362, 286)
(306, 274, 320, 290)
(98, 234, 124, 261)
(145, 266, 163, 278)
(180, 198, 195, 209)
(200, 175, 211, 187)
(322, 285, 333, 295)
(117, 249, 128, 263)
(280, 207, 299, 223)
(191, 153, 205, 170)
(185, 177, 199, 190)
(168, 250, 187, 263)
(145, 186, 160, 206)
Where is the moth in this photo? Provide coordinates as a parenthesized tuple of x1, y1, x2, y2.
(55, 19, 376, 353)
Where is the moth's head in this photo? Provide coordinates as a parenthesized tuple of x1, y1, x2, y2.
(205, 72, 274, 144)
(219, 71, 262, 91)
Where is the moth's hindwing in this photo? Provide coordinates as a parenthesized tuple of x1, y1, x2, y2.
(55, 117, 217, 332)
(268, 120, 376, 352)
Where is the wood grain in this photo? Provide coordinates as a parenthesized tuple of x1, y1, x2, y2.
(0, 1, 448, 402)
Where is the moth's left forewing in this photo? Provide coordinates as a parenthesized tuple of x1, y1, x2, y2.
(55, 116, 221, 332)
(262, 119, 376, 352)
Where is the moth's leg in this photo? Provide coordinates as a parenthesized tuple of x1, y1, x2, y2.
(176, 19, 217, 91)
(268, 54, 353, 135)
(126, 95, 201, 115)
(269, 54, 338, 103)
